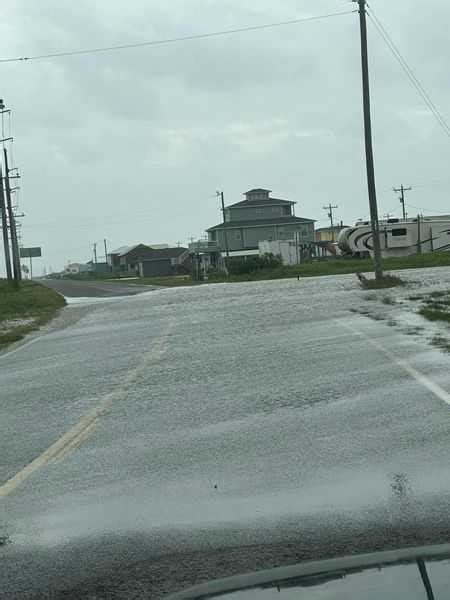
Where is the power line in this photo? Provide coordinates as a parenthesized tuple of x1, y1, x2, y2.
(0, 10, 356, 64)
(367, 6, 450, 136)
(366, 6, 450, 138)
(407, 203, 450, 215)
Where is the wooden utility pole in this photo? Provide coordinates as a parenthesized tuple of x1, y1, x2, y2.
(0, 165, 12, 281)
(417, 214, 422, 254)
(217, 191, 230, 259)
(93, 242, 98, 265)
(3, 148, 21, 282)
(393, 185, 412, 220)
(355, 0, 383, 280)
(323, 203, 338, 242)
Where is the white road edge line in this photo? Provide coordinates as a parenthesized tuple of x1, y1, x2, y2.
(0, 335, 45, 361)
(338, 319, 450, 407)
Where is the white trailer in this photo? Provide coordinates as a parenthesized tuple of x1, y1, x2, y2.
(338, 216, 450, 258)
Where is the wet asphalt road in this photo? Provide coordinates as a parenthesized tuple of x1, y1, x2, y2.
(40, 277, 158, 297)
(1, 269, 450, 598)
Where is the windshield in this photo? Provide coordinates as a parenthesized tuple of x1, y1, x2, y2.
(0, 1, 449, 598)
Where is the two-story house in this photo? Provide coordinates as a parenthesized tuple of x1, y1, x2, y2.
(206, 189, 315, 254)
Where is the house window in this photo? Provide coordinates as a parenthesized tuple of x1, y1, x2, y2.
(235, 230, 242, 240)
(392, 228, 407, 236)
(272, 207, 281, 214)
(256, 208, 263, 216)
(210, 231, 217, 241)
(302, 229, 309, 237)
(283, 206, 291, 216)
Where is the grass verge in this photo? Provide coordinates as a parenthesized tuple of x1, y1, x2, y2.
(418, 307, 450, 323)
(0, 280, 66, 349)
(431, 335, 450, 353)
(358, 274, 406, 290)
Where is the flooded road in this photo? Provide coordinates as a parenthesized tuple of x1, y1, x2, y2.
(40, 277, 159, 297)
(1, 269, 450, 598)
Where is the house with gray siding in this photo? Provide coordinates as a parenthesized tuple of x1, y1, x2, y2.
(206, 189, 315, 254)
(109, 244, 189, 275)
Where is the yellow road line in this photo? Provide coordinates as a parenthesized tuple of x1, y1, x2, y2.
(50, 420, 98, 465)
(0, 319, 175, 499)
(0, 395, 113, 498)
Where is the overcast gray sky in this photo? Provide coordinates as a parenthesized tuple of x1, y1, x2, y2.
(1, 0, 449, 273)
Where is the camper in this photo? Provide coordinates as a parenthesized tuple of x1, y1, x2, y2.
(338, 215, 450, 258)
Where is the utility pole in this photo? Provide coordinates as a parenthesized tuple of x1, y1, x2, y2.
(323, 203, 338, 242)
(0, 165, 12, 281)
(355, 0, 383, 280)
(417, 214, 422, 254)
(3, 148, 21, 282)
(103, 238, 108, 263)
(217, 191, 230, 259)
(393, 185, 412, 221)
(93, 242, 98, 265)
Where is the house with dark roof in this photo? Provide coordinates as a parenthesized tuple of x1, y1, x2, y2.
(108, 244, 189, 276)
(206, 188, 315, 254)
(138, 246, 189, 277)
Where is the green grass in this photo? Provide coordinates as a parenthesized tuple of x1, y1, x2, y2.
(431, 335, 450, 353)
(0, 280, 66, 349)
(429, 290, 449, 298)
(418, 307, 450, 323)
(425, 298, 450, 307)
(359, 274, 406, 290)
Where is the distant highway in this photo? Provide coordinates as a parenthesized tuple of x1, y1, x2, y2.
(40, 277, 159, 297)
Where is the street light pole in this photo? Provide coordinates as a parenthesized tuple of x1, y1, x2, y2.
(355, 0, 383, 280)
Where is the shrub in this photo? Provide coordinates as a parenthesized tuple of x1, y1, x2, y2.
(227, 253, 282, 275)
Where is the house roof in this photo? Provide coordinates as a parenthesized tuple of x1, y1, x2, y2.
(138, 247, 188, 261)
(207, 216, 315, 231)
(110, 243, 175, 256)
(110, 244, 136, 256)
(227, 197, 294, 209)
(245, 188, 272, 194)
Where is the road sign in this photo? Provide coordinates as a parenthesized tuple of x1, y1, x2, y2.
(20, 247, 42, 258)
